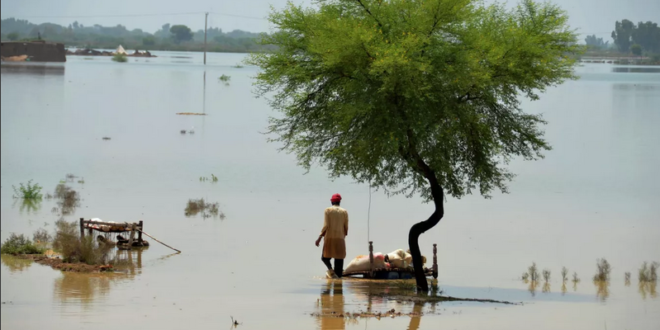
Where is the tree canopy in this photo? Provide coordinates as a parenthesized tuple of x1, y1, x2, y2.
(249, 0, 580, 202)
(169, 25, 193, 44)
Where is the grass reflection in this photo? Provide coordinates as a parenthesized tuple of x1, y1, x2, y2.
(638, 282, 657, 300)
(0, 254, 32, 273)
(594, 280, 610, 302)
(53, 249, 144, 306)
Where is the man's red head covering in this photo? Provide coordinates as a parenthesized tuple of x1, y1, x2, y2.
(331, 193, 342, 203)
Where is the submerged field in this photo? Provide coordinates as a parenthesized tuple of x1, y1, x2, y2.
(1, 54, 659, 329)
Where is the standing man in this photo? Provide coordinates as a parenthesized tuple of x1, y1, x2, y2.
(316, 193, 349, 279)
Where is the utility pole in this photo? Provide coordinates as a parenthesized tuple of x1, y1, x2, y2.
(204, 12, 208, 65)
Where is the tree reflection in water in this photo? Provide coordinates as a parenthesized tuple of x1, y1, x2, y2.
(314, 280, 432, 330)
(54, 249, 145, 306)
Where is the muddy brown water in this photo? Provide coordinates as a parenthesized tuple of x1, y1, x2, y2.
(1, 54, 659, 329)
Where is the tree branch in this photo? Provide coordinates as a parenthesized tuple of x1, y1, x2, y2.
(355, 0, 384, 29)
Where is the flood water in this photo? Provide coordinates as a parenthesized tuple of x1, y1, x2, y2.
(1, 53, 659, 330)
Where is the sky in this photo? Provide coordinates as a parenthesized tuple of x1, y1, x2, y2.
(1, 0, 659, 40)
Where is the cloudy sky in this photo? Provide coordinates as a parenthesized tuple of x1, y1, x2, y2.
(2, 0, 659, 41)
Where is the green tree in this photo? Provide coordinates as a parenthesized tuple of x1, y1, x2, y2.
(632, 21, 660, 53)
(143, 35, 156, 46)
(249, 0, 581, 290)
(169, 24, 192, 44)
(585, 34, 608, 50)
(631, 44, 642, 56)
(612, 19, 634, 52)
(7, 32, 19, 41)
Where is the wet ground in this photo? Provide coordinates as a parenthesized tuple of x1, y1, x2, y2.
(1, 54, 659, 329)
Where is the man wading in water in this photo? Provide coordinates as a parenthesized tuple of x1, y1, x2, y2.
(316, 193, 349, 279)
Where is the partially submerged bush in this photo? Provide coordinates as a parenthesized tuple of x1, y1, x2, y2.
(0, 234, 45, 255)
(185, 198, 225, 219)
(54, 182, 80, 215)
(625, 272, 631, 283)
(52, 219, 111, 265)
(561, 267, 569, 282)
(572, 272, 580, 283)
(527, 262, 540, 282)
(112, 53, 128, 63)
(12, 180, 43, 200)
(542, 269, 551, 283)
(593, 259, 611, 282)
(639, 262, 659, 283)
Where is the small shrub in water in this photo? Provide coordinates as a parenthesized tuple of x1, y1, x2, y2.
(593, 258, 611, 282)
(12, 180, 43, 200)
(0, 234, 45, 255)
(625, 272, 631, 283)
(185, 198, 223, 219)
(112, 53, 128, 63)
(639, 261, 659, 283)
(528, 262, 540, 282)
(219, 74, 231, 82)
(543, 269, 551, 283)
(53, 182, 80, 215)
(572, 272, 580, 283)
(561, 267, 568, 282)
(52, 219, 110, 265)
(522, 272, 529, 281)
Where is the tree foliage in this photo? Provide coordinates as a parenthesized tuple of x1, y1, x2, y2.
(169, 25, 193, 44)
(631, 44, 642, 56)
(1, 18, 272, 53)
(585, 34, 608, 50)
(612, 19, 660, 54)
(612, 19, 635, 52)
(249, 0, 581, 202)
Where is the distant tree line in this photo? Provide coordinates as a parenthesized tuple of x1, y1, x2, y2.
(0, 18, 274, 53)
(611, 19, 659, 55)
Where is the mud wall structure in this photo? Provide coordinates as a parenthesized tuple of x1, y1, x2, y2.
(1, 41, 66, 62)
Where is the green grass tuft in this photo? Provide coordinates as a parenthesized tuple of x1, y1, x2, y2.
(12, 180, 43, 200)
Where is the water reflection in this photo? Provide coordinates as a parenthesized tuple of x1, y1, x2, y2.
(316, 281, 345, 330)
(314, 280, 429, 330)
(594, 281, 610, 302)
(611, 67, 660, 73)
(527, 280, 539, 297)
(53, 249, 144, 305)
(542, 282, 551, 293)
(0, 63, 65, 75)
(638, 282, 658, 299)
(0, 254, 32, 273)
(14, 198, 41, 214)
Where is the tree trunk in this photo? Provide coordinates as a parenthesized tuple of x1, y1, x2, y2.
(408, 172, 444, 292)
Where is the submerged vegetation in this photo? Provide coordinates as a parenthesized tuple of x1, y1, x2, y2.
(199, 174, 219, 182)
(184, 198, 225, 219)
(0, 234, 45, 255)
(526, 263, 540, 282)
(593, 258, 612, 282)
(542, 269, 551, 283)
(53, 219, 111, 265)
(561, 267, 569, 282)
(639, 261, 659, 283)
(12, 180, 43, 200)
(112, 53, 128, 63)
(53, 181, 81, 215)
(219, 74, 231, 85)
